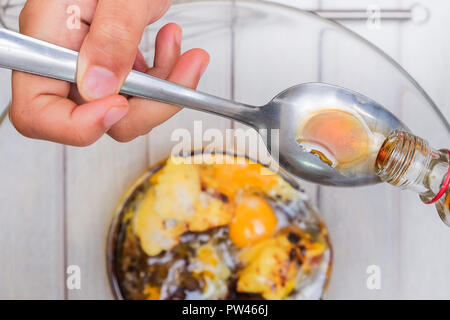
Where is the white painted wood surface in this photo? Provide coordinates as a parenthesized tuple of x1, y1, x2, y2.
(316, 0, 404, 299)
(390, 0, 450, 299)
(0, 70, 65, 299)
(66, 8, 234, 299)
(315, 0, 450, 299)
(0, 0, 449, 299)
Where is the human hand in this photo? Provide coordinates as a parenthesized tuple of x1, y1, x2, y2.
(10, 0, 209, 146)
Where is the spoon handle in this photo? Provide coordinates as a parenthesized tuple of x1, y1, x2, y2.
(0, 28, 256, 123)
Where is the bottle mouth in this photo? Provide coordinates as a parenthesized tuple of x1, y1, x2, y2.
(375, 130, 427, 188)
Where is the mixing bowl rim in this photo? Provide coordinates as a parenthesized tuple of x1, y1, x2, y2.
(0, 0, 448, 132)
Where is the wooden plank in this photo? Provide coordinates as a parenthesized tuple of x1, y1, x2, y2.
(318, 0, 450, 299)
(232, 0, 321, 206)
(65, 136, 148, 299)
(65, 6, 234, 299)
(318, 0, 403, 299)
(394, 0, 450, 299)
(146, 6, 233, 166)
(0, 68, 65, 299)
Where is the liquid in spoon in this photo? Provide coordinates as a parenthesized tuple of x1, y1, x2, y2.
(297, 108, 385, 176)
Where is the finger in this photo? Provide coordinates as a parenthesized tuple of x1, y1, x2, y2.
(133, 49, 150, 72)
(69, 22, 177, 105)
(10, 89, 129, 146)
(19, 0, 96, 49)
(12, 0, 102, 144)
(106, 23, 182, 141)
(108, 48, 209, 142)
(152, 23, 182, 76)
(14, 0, 97, 110)
(147, 48, 209, 122)
(77, 0, 171, 101)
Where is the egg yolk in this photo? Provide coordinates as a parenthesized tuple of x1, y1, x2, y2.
(200, 160, 279, 200)
(298, 109, 370, 166)
(229, 196, 277, 247)
(144, 284, 161, 300)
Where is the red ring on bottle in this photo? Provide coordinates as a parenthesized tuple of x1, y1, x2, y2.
(426, 149, 450, 204)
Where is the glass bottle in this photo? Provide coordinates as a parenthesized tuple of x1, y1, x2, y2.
(375, 130, 450, 226)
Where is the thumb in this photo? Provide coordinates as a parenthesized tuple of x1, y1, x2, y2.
(76, 0, 161, 101)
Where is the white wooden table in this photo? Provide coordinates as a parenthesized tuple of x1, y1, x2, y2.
(0, 0, 449, 299)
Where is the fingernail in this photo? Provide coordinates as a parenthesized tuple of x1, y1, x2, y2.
(103, 106, 128, 128)
(82, 65, 118, 100)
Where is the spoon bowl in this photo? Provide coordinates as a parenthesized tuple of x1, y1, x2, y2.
(256, 82, 408, 186)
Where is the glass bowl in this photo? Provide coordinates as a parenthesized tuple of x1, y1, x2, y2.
(107, 152, 332, 300)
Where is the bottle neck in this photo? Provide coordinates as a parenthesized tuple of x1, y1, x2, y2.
(375, 131, 434, 193)
(375, 130, 450, 226)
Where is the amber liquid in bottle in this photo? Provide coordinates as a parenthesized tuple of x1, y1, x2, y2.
(375, 130, 450, 226)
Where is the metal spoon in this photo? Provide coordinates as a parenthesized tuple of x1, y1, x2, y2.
(0, 28, 407, 186)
